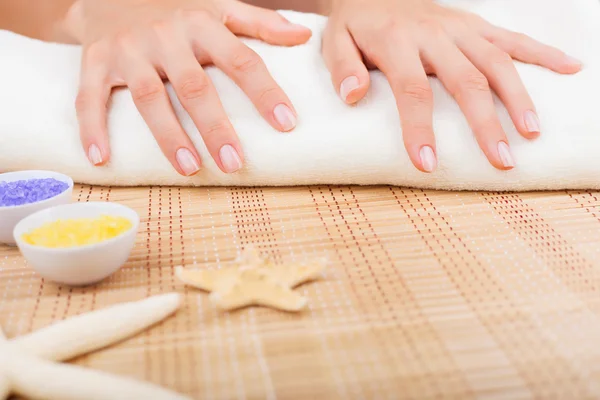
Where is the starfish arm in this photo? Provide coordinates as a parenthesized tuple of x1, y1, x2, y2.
(0, 373, 10, 400)
(211, 281, 308, 312)
(236, 246, 264, 266)
(254, 285, 308, 312)
(7, 351, 191, 400)
(270, 259, 327, 287)
(175, 267, 221, 291)
(10, 293, 181, 362)
(0, 327, 8, 400)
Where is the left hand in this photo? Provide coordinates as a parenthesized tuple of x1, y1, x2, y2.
(322, 0, 583, 172)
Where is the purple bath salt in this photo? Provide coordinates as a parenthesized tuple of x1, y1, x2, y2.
(0, 178, 69, 207)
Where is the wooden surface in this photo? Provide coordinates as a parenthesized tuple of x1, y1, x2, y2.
(2, 185, 600, 399)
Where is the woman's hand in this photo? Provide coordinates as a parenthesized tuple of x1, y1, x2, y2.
(61, 0, 311, 175)
(323, 0, 582, 172)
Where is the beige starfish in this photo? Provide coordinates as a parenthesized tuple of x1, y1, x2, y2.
(176, 246, 327, 312)
(0, 293, 191, 400)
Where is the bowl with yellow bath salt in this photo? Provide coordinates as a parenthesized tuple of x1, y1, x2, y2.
(13, 202, 140, 286)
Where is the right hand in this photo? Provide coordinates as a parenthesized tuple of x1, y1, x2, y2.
(61, 0, 312, 175)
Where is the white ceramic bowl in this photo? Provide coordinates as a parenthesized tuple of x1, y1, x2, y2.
(13, 202, 140, 286)
(0, 170, 74, 246)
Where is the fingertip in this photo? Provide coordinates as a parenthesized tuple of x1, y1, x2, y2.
(558, 56, 583, 74)
(273, 103, 297, 132)
(284, 22, 313, 38)
(496, 140, 515, 170)
(418, 145, 438, 173)
(266, 26, 312, 46)
(87, 143, 108, 166)
(227, 2, 312, 46)
(520, 110, 541, 140)
(218, 143, 244, 174)
(175, 147, 202, 176)
(339, 74, 370, 104)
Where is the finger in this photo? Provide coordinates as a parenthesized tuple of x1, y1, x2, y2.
(75, 44, 112, 166)
(118, 48, 202, 176)
(421, 35, 514, 170)
(188, 18, 297, 133)
(374, 36, 436, 173)
(457, 35, 540, 139)
(224, 1, 312, 46)
(157, 26, 244, 173)
(482, 26, 583, 74)
(322, 25, 370, 105)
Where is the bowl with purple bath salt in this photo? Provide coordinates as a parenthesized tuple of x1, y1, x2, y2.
(0, 170, 73, 245)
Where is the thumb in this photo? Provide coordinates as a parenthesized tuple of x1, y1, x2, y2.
(223, 1, 312, 46)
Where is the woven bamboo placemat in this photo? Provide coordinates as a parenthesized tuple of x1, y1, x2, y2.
(1, 184, 600, 399)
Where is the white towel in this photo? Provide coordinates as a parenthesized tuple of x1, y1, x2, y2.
(0, 0, 599, 191)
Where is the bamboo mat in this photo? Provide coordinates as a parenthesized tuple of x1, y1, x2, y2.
(2, 184, 600, 399)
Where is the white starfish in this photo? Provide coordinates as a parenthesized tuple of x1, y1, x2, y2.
(0, 293, 191, 400)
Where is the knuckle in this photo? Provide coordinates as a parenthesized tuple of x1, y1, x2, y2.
(179, 9, 213, 25)
(176, 72, 210, 101)
(473, 115, 501, 134)
(256, 86, 281, 107)
(487, 50, 513, 68)
(504, 32, 528, 54)
(75, 89, 94, 113)
(454, 71, 489, 96)
(230, 49, 263, 74)
(466, 13, 487, 27)
(149, 19, 173, 37)
(131, 79, 164, 104)
(400, 81, 433, 104)
(404, 121, 433, 138)
(83, 41, 108, 65)
(114, 31, 135, 51)
(512, 32, 529, 44)
(417, 19, 445, 37)
(378, 18, 403, 36)
(154, 125, 183, 141)
(202, 120, 232, 141)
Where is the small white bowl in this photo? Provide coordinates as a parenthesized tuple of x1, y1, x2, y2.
(13, 202, 140, 286)
(0, 170, 74, 246)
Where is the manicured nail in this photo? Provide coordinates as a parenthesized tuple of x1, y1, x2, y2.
(524, 110, 540, 134)
(565, 55, 583, 67)
(286, 22, 309, 31)
(273, 104, 296, 131)
(88, 144, 103, 165)
(219, 144, 243, 173)
(176, 148, 200, 176)
(340, 76, 360, 103)
(419, 146, 437, 173)
(497, 141, 515, 169)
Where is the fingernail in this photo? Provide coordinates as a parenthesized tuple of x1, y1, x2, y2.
(273, 104, 296, 131)
(524, 110, 540, 134)
(280, 17, 308, 30)
(287, 22, 309, 31)
(565, 55, 583, 67)
(419, 146, 437, 173)
(176, 148, 201, 176)
(219, 144, 243, 173)
(497, 141, 515, 169)
(88, 144, 103, 165)
(340, 76, 360, 103)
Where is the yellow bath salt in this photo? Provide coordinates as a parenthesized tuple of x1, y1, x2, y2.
(22, 215, 133, 248)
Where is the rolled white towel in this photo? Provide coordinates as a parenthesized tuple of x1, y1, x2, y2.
(0, 0, 598, 191)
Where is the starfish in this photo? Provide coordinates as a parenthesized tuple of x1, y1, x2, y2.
(0, 293, 191, 400)
(176, 246, 327, 312)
